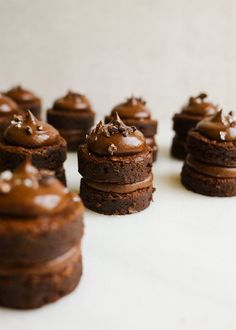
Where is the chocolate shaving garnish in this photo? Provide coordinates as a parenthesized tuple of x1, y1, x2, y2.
(197, 93, 208, 101)
(108, 143, 117, 155)
(25, 126, 33, 135)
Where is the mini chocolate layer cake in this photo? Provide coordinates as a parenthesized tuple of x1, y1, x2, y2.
(171, 93, 218, 160)
(0, 110, 67, 185)
(105, 97, 158, 161)
(5, 85, 41, 119)
(78, 114, 154, 215)
(0, 161, 84, 309)
(181, 110, 236, 197)
(47, 91, 95, 151)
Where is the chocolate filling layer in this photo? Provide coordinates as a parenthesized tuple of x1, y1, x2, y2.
(186, 155, 236, 178)
(84, 174, 153, 193)
(0, 244, 81, 275)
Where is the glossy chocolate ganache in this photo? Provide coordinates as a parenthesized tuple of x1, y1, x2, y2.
(52, 91, 93, 112)
(181, 93, 218, 116)
(196, 110, 236, 141)
(0, 161, 78, 217)
(111, 96, 151, 119)
(87, 112, 146, 156)
(5, 85, 40, 104)
(4, 110, 60, 148)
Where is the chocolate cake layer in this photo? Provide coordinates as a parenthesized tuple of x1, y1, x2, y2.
(0, 202, 83, 266)
(0, 245, 82, 309)
(47, 110, 95, 130)
(172, 113, 203, 138)
(187, 129, 236, 167)
(80, 178, 153, 215)
(0, 136, 67, 171)
(181, 163, 236, 197)
(78, 144, 152, 184)
(171, 135, 187, 160)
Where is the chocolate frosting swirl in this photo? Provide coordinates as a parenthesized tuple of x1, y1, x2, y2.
(111, 96, 151, 119)
(0, 93, 19, 115)
(87, 113, 146, 156)
(196, 110, 236, 141)
(182, 93, 218, 116)
(4, 110, 60, 148)
(53, 91, 93, 112)
(5, 85, 40, 103)
(0, 161, 76, 217)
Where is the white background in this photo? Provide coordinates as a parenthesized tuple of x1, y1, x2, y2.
(0, 0, 236, 118)
(0, 1, 236, 329)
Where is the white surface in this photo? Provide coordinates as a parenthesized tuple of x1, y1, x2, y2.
(1, 120, 236, 330)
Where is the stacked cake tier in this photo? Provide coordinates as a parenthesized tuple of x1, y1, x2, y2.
(171, 93, 218, 159)
(181, 110, 236, 196)
(78, 114, 154, 215)
(0, 161, 84, 309)
(0, 110, 67, 185)
(47, 91, 95, 151)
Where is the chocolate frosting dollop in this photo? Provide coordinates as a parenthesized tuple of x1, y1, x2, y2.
(196, 110, 236, 141)
(53, 91, 92, 112)
(111, 96, 151, 119)
(182, 93, 218, 116)
(5, 85, 40, 103)
(0, 93, 19, 115)
(0, 161, 75, 217)
(4, 110, 60, 148)
(87, 113, 146, 156)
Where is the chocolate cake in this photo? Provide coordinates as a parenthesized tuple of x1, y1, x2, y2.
(47, 91, 95, 151)
(78, 113, 154, 215)
(0, 110, 67, 185)
(105, 96, 158, 161)
(0, 161, 84, 309)
(0, 93, 21, 137)
(5, 85, 42, 119)
(171, 93, 218, 159)
(181, 110, 236, 196)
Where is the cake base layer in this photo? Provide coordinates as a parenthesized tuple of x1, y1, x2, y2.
(171, 135, 186, 160)
(80, 179, 153, 215)
(181, 163, 236, 197)
(0, 245, 82, 309)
